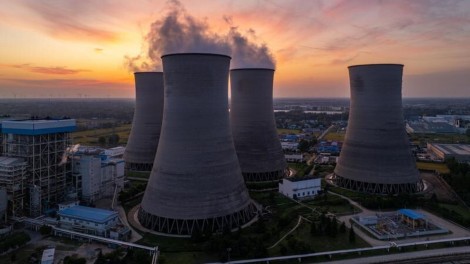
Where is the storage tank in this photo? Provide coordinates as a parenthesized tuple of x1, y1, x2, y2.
(333, 64, 422, 194)
(124, 72, 164, 172)
(138, 53, 257, 235)
(230, 68, 287, 182)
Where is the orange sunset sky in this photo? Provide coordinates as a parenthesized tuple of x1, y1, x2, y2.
(0, 0, 469, 98)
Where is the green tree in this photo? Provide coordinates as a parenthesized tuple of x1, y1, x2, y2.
(297, 140, 310, 152)
(339, 222, 346, 233)
(310, 221, 317, 236)
(108, 134, 120, 145)
(98, 136, 106, 145)
(349, 226, 356, 243)
(39, 225, 52, 236)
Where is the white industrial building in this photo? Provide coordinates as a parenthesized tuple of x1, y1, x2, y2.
(279, 177, 321, 199)
(58, 205, 130, 240)
(72, 146, 125, 204)
(285, 153, 304, 163)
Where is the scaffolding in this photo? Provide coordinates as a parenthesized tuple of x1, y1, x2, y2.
(0, 157, 28, 217)
(3, 131, 72, 216)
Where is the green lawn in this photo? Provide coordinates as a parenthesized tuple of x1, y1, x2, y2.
(277, 128, 302, 135)
(416, 162, 450, 174)
(72, 124, 131, 145)
(323, 132, 345, 142)
(127, 191, 370, 263)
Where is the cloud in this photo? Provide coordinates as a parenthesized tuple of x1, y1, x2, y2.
(6, 64, 89, 75)
(0, 77, 133, 98)
(10, 0, 122, 43)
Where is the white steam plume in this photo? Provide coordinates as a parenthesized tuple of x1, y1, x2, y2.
(147, 0, 230, 57)
(228, 27, 275, 70)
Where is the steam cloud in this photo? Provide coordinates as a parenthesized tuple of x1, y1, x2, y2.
(228, 28, 276, 70)
(124, 0, 275, 72)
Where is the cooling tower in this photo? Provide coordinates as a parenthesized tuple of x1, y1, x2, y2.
(230, 68, 287, 182)
(124, 72, 164, 172)
(138, 53, 257, 235)
(333, 64, 422, 194)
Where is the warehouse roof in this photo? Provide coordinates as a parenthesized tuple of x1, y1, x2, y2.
(59, 206, 117, 223)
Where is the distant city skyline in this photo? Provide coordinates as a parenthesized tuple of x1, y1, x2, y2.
(0, 0, 469, 98)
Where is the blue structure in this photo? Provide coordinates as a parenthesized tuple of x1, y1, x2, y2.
(398, 209, 424, 220)
(59, 206, 117, 224)
(58, 205, 130, 240)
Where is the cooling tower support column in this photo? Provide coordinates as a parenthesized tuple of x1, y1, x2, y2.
(138, 53, 257, 236)
(230, 69, 287, 182)
(333, 64, 422, 194)
(124, 72, 164, 172)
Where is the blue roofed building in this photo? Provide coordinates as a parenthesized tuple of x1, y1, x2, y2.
(58, 205, 130, 240)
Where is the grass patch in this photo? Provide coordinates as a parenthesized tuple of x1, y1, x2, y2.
(288, 162, 311, 177)
(323, 132, 345, 142)
(277, 128, 302, 135)
(72, 124, 131, 145)
(126, 171, 151, 179)
(416, 162, 450, 174)
(439, 203, 470, 218)
(131, 191, 369, 263)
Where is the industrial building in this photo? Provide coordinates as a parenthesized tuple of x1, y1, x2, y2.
(2, 119, 76, 216)
(58, 205, 130, 240)
(230, 68, 287, 182)
(278, 177, 321, 199)
(124, 72, 164, 172)
(139, 53, 257, 236)
(333, 64, 422, 194)
(72, 146, 125, 204)
(0, 157, 27, 217)
(427, 143, 470, 163)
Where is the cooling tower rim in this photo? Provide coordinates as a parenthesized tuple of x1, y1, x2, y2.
(161, 53, 231, 59)
(230, 68, 275, 72)
(348, 63, 403, 68)
(134, 71, 163, 75)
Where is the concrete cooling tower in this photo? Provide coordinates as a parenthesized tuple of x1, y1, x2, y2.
(230, 68, 287, 182)
(333, 64, 422, 194)
(124, 72, 164, 172)
(138, 53, 257, 235)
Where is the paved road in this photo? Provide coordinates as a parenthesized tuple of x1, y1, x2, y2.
(321, 245, 470, 264)
(116, 204, 142, 242)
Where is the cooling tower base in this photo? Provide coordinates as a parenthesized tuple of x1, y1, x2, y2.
(243, 168, 288, 182)
(125, 162, 153, 172)
(331, 174, 424, 194)
(138, 202, 259, 236)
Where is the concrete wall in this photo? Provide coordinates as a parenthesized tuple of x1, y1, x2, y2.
(141, 53, 254, 220)
(230, 69, 287, 180)
(124, 72, 164, 171)
(334, 64, 420, 186)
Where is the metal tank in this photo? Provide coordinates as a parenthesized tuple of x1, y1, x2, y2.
(333, 64, 422, 194)
(138, 53, 257, 236)
(124, 72, 164, 172)
(230, 68, 287, 182)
